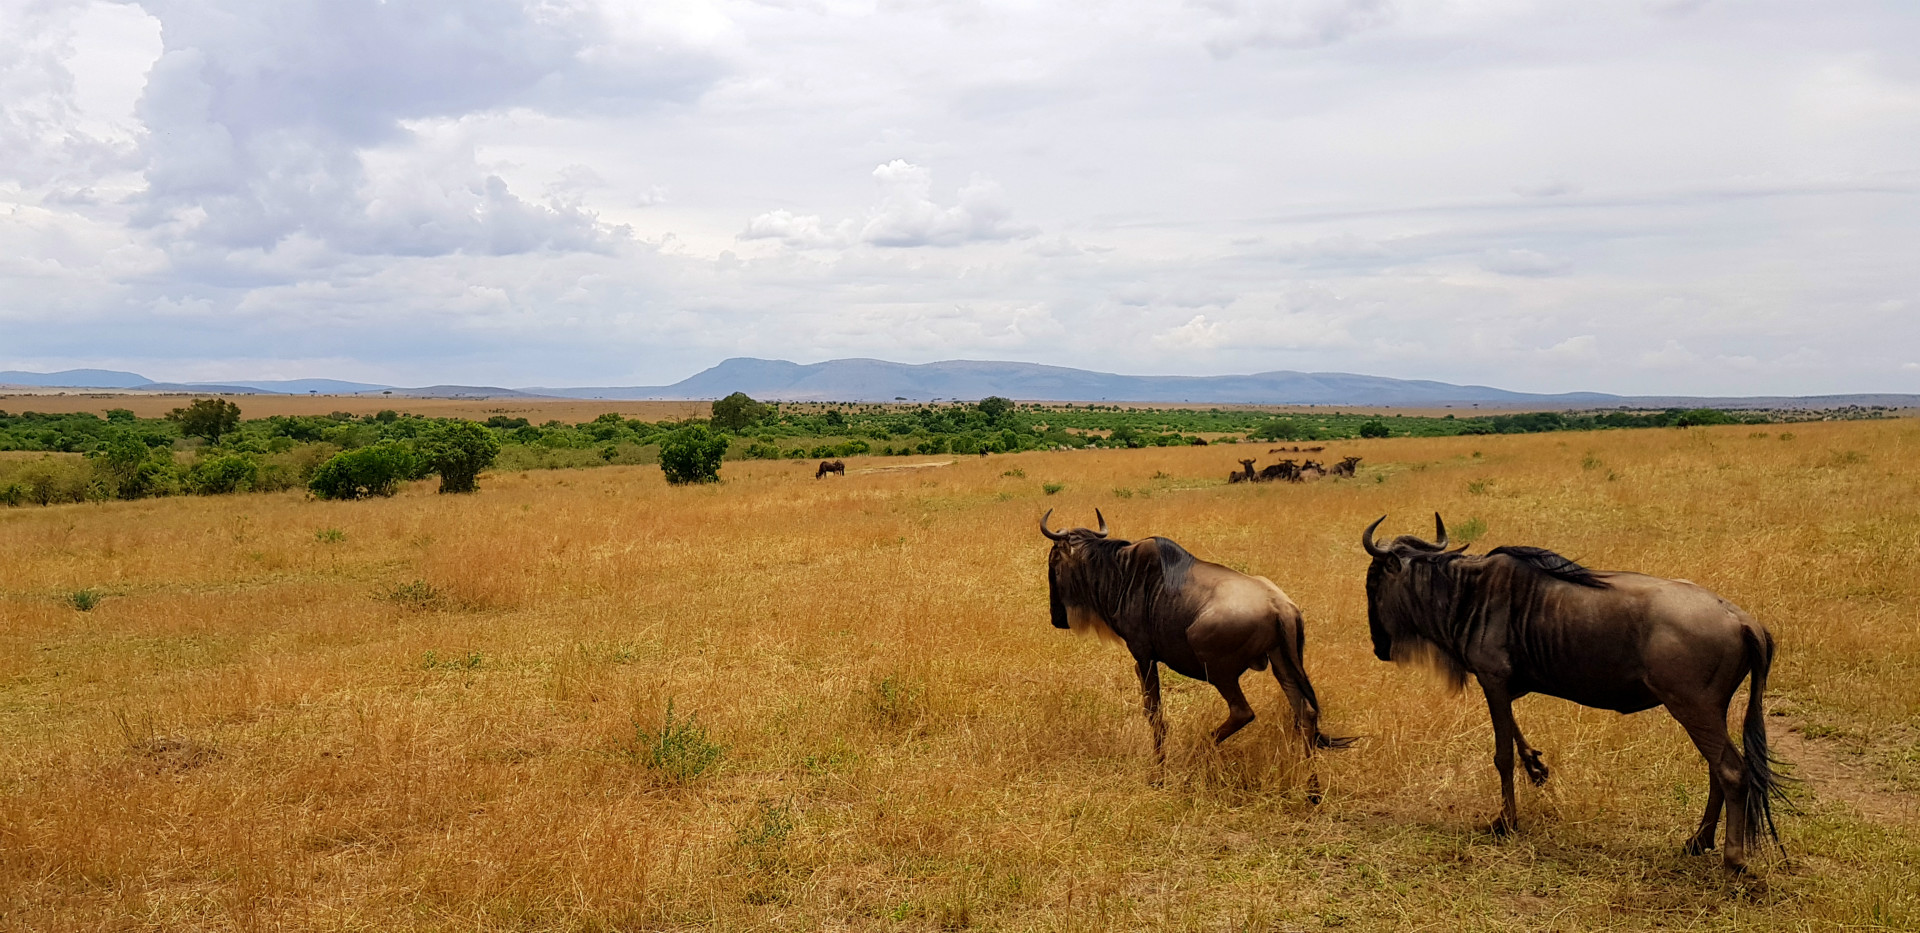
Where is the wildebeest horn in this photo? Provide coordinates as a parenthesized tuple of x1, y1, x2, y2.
(1094, 509, 1109, 537)
(1362, 515, 1389, 557)
(1432, 512, 1448, 550)
(1040, 509, 1066, 541)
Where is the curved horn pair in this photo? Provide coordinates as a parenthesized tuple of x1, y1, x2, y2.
(1039, 509, 1109, 540)
(1361, 513, 1448, 556)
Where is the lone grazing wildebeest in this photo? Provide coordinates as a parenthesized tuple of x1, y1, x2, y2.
(1361, 514, 1788, 871)
(815, 459, 845, 478)
(1042, 510, 1351, 789)
(1331, 456, 1362, 477)
(1229, 459, 1257, 484)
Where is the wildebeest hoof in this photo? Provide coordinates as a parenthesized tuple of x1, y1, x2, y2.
(1521, 752, 1550, 787)
(1684, 836, 1715, 856)
(1722, 857, 1749, 875)
(1487, 817, 1517, 837)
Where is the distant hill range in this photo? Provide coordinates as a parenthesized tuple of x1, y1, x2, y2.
(4, 360, 1916, 409)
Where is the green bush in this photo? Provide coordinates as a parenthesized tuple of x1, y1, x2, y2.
(187, 453, 261, 495)
(1251, 418, 1308, 441)
(660, 425, 729, 485)
(308, 441, 418, 500)
(1675, 408, 1737, 427)
(86, 433, 178, 500)
(1358, 419, 1391, 438)
(418, 420, 500, 494)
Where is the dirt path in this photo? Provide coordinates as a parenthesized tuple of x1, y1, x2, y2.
(1771, 715, 1919, 827)
(855, 460, 954, 474)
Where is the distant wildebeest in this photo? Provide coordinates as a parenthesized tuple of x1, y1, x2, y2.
(1361, 514, 1788, 871)
(1042, 510, 1352, 790)
(1331, 456, 1362, 477)
(1229, 459, 1257, 484)
(815, 459, 845, 478)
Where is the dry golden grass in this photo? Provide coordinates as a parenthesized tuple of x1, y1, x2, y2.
(3, 421, 1917, 931)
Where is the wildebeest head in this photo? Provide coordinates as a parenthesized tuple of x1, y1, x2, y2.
(1360, 513, 1463, 672)
(1040, 508, 1109, 630)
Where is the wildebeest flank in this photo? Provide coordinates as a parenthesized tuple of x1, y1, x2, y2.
(1361, 514, 1789, 871)
(815, 459, 845, 478)
(1043, 510, 1351, 793)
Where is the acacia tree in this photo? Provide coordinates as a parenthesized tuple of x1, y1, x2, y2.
(167, 398, 242, 443)
(710, 392, 770, 433)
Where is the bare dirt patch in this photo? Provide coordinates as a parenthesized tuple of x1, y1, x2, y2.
(1773, 715, 1919, 826)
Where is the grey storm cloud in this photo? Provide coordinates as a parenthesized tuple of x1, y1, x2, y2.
(128, 0, 716, 260)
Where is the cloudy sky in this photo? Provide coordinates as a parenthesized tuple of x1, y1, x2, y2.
(3, 0, 1916, 394)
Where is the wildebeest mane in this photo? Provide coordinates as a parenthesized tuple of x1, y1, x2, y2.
(1051, 534, 1195, 628)
(1487, 545, 1609, 589)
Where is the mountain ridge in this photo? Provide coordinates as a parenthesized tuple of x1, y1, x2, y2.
(6, 360, 1916, 409)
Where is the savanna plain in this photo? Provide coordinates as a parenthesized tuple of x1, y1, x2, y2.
(3, 418, 1917, 932)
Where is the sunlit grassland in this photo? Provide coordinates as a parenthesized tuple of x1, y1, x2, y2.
(2, 420, 1917, 931)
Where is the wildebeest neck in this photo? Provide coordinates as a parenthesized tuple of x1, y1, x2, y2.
(1051, 535, 1195, 637)
(1370, 545, 1610, 685)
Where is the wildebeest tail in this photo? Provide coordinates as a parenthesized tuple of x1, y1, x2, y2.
(1741, 625, 1791, 846)
(1272, 617, 1355, 750)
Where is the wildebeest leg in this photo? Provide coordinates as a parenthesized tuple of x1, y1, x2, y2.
(1685, 781, 1725, 856)
(1510, 724, 1551, 787)
(1669, 703, 1750, 870)
(1478, 677, 1522, 835)
(1205, 665, 1256, 744)
(1134, 657, 1167, 766)
(1265, 650, 1325, 749)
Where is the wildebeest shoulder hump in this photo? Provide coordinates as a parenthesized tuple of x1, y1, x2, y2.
(1486, 545, 1608, 589)
(1140, 536, 1196, 595)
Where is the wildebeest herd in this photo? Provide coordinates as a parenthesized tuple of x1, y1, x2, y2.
(1040, 509, 1788, 873)
(1229, 455, 1362, 483)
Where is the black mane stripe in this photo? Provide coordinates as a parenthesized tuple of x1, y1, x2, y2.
(1146, 536, 1195, 596)
(1487, 545, 1609, 589)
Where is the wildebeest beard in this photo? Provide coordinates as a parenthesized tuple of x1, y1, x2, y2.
(1366, 545, 1610, 693)
(1049, 534, 1195, 644)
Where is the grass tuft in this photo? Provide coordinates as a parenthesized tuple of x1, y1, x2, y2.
(629, 700, 724, 784)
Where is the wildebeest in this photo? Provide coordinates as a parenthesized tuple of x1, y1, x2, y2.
(1229, 459, 1257, 484)
(1331, 456, 1362, 477)
(815, 459, 845, 478)
(1042, 510, 1351, 788)
(1297, 459, 1326, 480)
(1258, 459, 1298, 483)
(1361, 514, 1787, 871)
